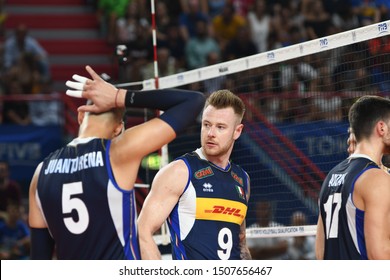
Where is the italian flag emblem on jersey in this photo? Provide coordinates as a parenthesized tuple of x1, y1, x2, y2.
(235, 185, 245, 200)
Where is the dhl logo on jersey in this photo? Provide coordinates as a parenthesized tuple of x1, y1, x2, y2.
(196, 198, 247, 225)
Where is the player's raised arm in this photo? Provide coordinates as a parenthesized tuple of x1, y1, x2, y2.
(66, 66, 205, 134)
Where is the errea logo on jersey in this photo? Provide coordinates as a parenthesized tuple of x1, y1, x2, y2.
(203, 183, 213, 192)
(328, 173, 347, 187)
(195, 166, 214, 179)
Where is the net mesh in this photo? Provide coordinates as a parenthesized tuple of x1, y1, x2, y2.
(129, 20, 390, 241)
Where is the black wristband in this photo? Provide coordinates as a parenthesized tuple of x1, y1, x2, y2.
(30, 227, 55, 259)
(124, 89, 205, 133)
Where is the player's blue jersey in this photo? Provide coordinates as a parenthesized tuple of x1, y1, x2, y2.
(318, 154, 380, 260)
(36, 137, 140, 260)
(168, 148, 249, 260)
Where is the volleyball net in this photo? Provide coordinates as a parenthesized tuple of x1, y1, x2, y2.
(129, 20, 390, 242)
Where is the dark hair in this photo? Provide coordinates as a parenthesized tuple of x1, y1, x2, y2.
(348, 95, 390, 141)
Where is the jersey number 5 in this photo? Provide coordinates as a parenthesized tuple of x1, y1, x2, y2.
(62, 182, 89, 234)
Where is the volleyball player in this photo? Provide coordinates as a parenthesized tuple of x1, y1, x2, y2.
(138, 89, 252, 260)
(316, 95, 390, 259)
(28, 65, 205, 259)
(348, 126, 390, 172)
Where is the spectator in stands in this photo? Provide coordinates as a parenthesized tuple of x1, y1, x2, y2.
(333, 44, 377, 93)
(277, 56, 319, 122)
(223, 24, 257, 61)
(270, 1, 306, 49)
(367, 36, 390, 93)
(29, 81, 63, 126)
(3, 24, 50, 83)
(154, 1, 173, 43)
(265, 29, 283, 51)
(0, 44, 5, 120)
(247, 201, 289, 259)
(377, 0, 390, 21)
(6, 52, 43, 94)
(246, 0, 272, 54)
(159, 22, 187, 70)
(309, 61, 344, 122)
(212, 1, 247, 52)
(232, 0, 255, 17)
(282, 24, 306, 47)
(116, 1, 143, 45)
(141, 47, 179, 79)
(0, 0, 5, 38)
(286, 211, 315, 260)
(1, 79, 31, 125)
(259, 70, 281, 123)
(0, 99, 2, 124)
(284, 0, 306, 29)
(185, 18, 220, 69)
(351, 0, 381, 26)
(0, 161, 22, 221)
(322, 0, 358, 32)
(120, 18, 152, 82)
(199, 0, 227, 19)
(157, 0, 182, 21)
(301, 0, 333, 40)
(0, 200, 30, 259)
(179, 0, 209, 42)
(96, 0, 130, 43)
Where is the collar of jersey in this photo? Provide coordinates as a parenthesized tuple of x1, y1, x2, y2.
(348, 153, 375, 162)
(195, 148, 231, 172)
(68, 137, 98, 146)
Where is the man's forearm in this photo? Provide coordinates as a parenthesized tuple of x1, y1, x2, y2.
(122, 88, 205, 134)
(139, 236, 163, 260)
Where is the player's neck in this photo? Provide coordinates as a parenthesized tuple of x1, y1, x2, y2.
(201, 148, 231, 170)
(354, 142, 383, 166)
(78, 124, 111, 139)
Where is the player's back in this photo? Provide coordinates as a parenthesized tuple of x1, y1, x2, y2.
(319, 155, 380, 260)
(36, 137, 140, 259)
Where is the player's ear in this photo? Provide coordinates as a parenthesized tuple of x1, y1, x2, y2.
(233, 123, 244, 140)
(78, 111, 85, 125)
(113, 122, 124, 137)
(377, 120, 387, 136)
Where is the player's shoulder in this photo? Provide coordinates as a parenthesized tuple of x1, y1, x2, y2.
(160, 158, 189, 176)
(357, 167, 390, 193)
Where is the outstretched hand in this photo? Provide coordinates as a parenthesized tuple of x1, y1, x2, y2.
(66, 65, 119, 113)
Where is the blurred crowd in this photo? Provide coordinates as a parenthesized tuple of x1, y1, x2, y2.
(92, 0, 390, 83)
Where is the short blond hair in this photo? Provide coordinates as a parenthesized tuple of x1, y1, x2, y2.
(205, 90, 245, 121)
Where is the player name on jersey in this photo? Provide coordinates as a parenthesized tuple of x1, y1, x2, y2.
(44, 151, 104, 175)
(328, 173, 347, 187)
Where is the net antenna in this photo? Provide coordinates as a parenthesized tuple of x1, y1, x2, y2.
(150, 0, 170, 246)
(113, 0, 170, 246)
